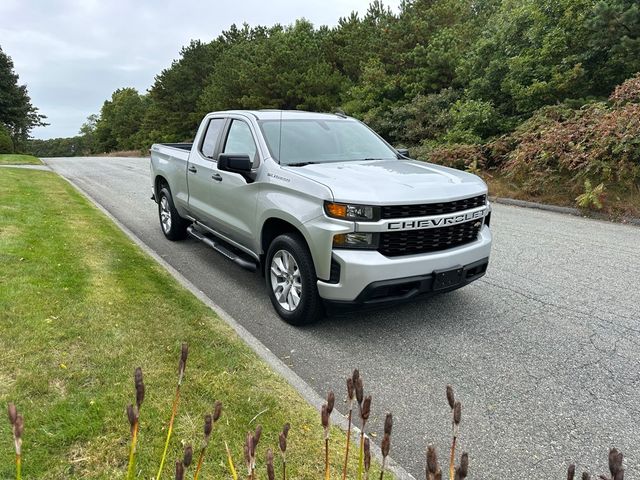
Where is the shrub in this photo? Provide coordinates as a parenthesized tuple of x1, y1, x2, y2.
(609, 73, 640, 106)
(0, 124, 14, 154)
(413, 143, 488, 172)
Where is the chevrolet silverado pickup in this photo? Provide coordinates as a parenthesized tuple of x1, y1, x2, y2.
(150, 110, 492, 324)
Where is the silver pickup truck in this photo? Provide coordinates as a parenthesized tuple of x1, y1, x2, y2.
(150, 110, 492, 324)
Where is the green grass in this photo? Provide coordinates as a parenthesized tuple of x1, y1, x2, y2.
(0, 154, 42, 165)
(0, 169, 386, 479)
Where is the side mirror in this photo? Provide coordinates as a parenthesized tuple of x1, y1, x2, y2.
(218, 153, 252, 173)
(396, 148, 410, 158)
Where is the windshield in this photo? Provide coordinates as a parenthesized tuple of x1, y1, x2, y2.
(259, 119, 397, 165)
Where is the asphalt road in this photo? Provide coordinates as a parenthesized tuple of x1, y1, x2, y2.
(44, 156, 640, 478)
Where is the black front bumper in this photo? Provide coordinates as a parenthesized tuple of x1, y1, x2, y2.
(325, 257, 489, 311)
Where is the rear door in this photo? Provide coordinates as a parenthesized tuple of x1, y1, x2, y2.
(186, 117, 226, 224)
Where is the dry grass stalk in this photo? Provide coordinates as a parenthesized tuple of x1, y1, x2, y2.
(342, 375, 356, 480)
(279, 423, 290, 480)
(157, 343, 189, 480)
(7, 403, 23, 480)
(225, 441, 239, 480)
(193, 400, 223, 480)
(126, 367, 145, 480)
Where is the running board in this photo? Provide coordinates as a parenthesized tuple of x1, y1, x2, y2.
(187, 225, 257, 272)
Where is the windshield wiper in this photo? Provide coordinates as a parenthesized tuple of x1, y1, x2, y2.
(284, 162, 317, 167)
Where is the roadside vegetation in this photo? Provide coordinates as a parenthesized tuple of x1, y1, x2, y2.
(0, 154, 41, 165)
(0, 169, 379, 479)
(22, 0, 640, 215)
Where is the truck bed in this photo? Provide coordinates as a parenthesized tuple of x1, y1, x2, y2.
(159, 143, 193, 151)
(150, 143, 192, 163)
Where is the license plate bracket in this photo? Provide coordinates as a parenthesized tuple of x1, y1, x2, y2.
(433, 266, 464, 291)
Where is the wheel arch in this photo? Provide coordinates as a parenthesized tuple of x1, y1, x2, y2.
(154, 174, 169, 201)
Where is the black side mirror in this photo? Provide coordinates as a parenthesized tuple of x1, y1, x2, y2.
(218, 153, 252, 173)
(396, 148, 410, 158)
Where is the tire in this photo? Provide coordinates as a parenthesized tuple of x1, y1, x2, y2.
(265, 233, 324, 325)
(157, 186, 189, 240)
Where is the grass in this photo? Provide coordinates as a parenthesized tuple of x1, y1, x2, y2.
(0, 169, 386, 479)
(0, 154, 42, 165)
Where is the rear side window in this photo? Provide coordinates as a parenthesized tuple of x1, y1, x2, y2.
(223, 120, 258, 165)
(200, 118, 225, 159)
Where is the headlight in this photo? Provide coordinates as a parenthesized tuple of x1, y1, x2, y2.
(333, 232, 378, 249)
(324, 201, 378, 221)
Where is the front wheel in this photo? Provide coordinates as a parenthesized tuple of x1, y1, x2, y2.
(157, 186, 188, 240)
(265, 233, 323, 325)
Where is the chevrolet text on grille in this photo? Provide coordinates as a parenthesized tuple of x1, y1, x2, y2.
(387, 208, 486, 231)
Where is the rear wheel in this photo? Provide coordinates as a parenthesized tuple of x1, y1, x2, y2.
(265, 233, 323, 325)
(157, 186, 188, 240)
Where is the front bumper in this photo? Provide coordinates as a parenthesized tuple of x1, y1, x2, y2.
(317, 225, 492, 302)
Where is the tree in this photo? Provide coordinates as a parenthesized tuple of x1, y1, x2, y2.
(78, 114, 98, 154)
(94, 88, 148, 152)
(197, 20, 347, 115)
(586, 0, 640, 93)
(141, 40, 224, 144)
(0, 123, 13, 153)
(0, 46, 47, 148)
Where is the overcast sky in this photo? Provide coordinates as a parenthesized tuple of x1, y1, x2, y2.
(1, 0, 402, 139)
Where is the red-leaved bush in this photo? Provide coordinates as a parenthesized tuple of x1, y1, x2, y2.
(417, 74, 640, 215)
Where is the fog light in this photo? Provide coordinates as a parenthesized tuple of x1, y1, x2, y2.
(333, 232, 378, 249)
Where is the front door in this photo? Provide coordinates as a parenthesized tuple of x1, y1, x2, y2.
(210, 118, 260, 247)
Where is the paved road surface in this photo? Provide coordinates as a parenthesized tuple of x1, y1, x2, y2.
(43, 157, 640, 478)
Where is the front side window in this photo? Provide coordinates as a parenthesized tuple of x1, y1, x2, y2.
(223, 120, 258, 165)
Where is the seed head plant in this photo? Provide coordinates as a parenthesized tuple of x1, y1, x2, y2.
(279, 422, 290, 480)
(266, 448, 275, 480)
(379, 413, 393, 480)
(193, 400, 223, 480)
(343, 372, 356, 480)
(322, 390, 335, 480)
(156, 342, 189, 480)
(7, 403, 23, 480)
(566, 447, 624, 480)
(426, 444, 442, 480)
(364, 437, 371, 480)
(126, 367, 145, 480)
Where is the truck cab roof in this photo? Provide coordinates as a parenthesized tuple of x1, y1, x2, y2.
(209, 110, 354, 122)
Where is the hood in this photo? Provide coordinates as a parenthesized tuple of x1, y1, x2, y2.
(282, 159, 487, 204)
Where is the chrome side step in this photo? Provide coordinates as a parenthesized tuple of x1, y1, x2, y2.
(187, 225, 258, 272)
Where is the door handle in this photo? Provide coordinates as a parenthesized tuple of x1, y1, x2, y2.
(211, 173, 223, 182)
(188, 166, 197, 173)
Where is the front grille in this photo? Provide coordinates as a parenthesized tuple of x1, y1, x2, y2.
(381, 195, 486, 219)
(379, 221, 482, 257)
